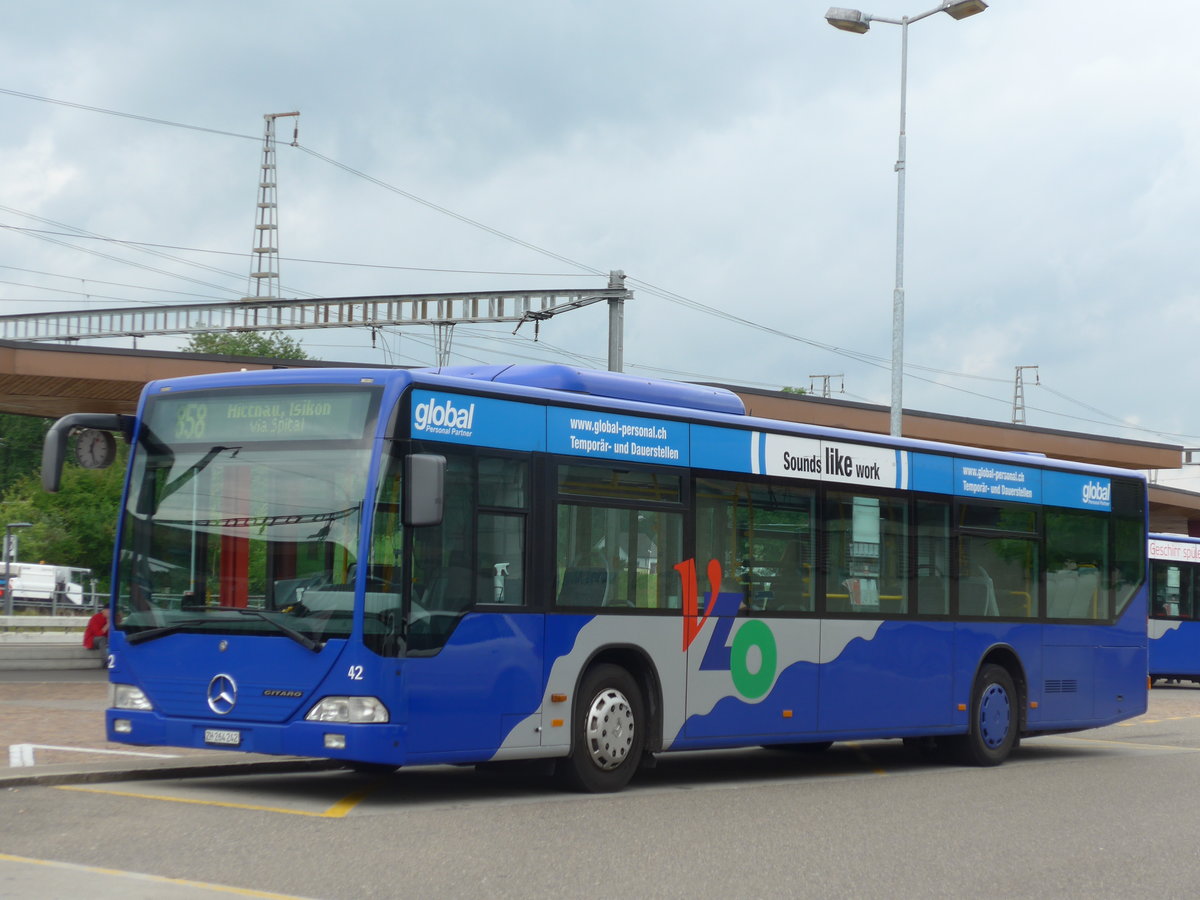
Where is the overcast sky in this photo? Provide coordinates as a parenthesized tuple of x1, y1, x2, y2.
(2, 1, 1199, 483)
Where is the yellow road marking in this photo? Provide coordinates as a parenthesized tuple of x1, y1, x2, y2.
(0, 851, 312, 898)
(56, 781, 376, 818)
(322, 783, 378, 817)
(1121, 713, 1200, 725)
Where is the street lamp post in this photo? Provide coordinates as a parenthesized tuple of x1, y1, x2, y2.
(3, 522, 33, 617)
(825, 1, 988, 437)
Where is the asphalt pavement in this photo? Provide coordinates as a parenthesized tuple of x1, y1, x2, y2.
(0, 666, 337, 788)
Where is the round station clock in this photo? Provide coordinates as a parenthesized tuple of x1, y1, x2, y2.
(74, 428, 117, 469)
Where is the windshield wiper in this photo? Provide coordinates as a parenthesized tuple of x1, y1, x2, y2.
(124, 610, 321, 652)
(225, 608, 322, 652)
(126, 617, 213, 645)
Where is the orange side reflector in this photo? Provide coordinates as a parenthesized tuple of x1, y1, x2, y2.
(1029, 701, 1039, 709)
(550, 693, 568, 703)
(957, 703, 967, 712)
(551, 719, 564, 728)
(782, 710, 793, 718)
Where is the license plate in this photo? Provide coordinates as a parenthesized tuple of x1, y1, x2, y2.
(204, 728, 241, 746)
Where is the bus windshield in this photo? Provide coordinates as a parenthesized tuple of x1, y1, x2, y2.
(115, 385, 379, 644)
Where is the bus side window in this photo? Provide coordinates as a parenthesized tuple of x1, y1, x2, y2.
(478, 513, 524, 604)
(477, 457, 528, 606)
(958, 534, 1036, 618)
(1151, 562, 1185, 619)
(916, 500, 949, 615)
(1046, 509, 1107, 619)
(824, 492, 909, 616)
(555, 464, 683, 611)
(557, 555, 609, 606)
(422, 551, 473, 613)
(1110, 480, 1145, 618)
(696, 477, 814, 614)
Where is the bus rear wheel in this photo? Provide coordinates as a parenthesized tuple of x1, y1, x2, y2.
(952, 663, 1018, 766)
(557, 664, 644, 793)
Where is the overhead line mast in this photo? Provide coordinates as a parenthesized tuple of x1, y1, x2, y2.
(244, 112, 299, 301)
(1012, 365, 1039, 426)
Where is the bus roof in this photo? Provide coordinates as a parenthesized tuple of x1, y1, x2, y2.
(139, 363, 1144, 483)
(433, 364, 746, 416)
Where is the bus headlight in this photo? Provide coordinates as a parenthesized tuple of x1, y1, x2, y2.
(110, 683, 154, 711)
(305, 696, 389, 723)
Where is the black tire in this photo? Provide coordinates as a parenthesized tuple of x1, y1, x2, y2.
(557, 664, 645, 793)
(951, 663, 1018, 766)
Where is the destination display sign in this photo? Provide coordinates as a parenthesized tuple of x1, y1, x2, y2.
(1150, 538, 1200, 562)
(149, 387, 379, 444)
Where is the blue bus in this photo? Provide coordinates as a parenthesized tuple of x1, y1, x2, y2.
(1148, 533, 1200, 685)
(42, 364, 1148, 791)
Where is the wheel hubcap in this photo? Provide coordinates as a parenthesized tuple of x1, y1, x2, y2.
(583, 687, 635, 770)
(978, 683, 1012, 749)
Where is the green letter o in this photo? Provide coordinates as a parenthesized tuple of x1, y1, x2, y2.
(730, 620, 777, 700)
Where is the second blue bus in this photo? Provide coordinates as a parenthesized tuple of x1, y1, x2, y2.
(1149, 533, 1200, 685)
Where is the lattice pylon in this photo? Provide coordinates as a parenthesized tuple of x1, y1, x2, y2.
(244, 112, 298, 301)
(433, 322, 455, 367)
(1012, 365, 1039, 425)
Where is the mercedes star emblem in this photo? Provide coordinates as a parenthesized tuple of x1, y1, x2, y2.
(207, 674, 238, 715)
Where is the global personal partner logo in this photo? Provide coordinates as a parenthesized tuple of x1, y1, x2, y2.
(413, 396, 476, 437)
(1080, 479, 1111, 508)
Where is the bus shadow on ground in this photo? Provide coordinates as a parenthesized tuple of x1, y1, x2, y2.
(150, 737, 1118, 810)
(641, 741, 929, 787)
(359, 739, 983, 797)
(146, 742, 929, 808)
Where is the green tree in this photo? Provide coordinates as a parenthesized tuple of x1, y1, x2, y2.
(0, 439, 127, 589)
(0, 413, 52, 496)
(182, 331, 308, 359)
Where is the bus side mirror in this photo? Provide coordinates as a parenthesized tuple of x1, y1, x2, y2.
(41, 413, 129, 493)
(404, 454, 445, 526)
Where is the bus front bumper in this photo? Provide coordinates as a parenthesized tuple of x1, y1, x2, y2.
(106, 709, 409, 765)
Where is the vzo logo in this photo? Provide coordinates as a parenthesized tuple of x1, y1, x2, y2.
(675, 558, 777, 700)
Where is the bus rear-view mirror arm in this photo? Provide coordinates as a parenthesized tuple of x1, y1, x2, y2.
(41, 413, 132, 493)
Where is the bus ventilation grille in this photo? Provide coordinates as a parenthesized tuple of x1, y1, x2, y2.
(1043, 679, 1079, 694)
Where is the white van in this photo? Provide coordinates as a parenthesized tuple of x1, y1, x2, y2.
(6, 563, 83, 605)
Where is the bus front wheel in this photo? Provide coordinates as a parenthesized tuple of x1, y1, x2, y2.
(952, 663, 1018, 766)
(557, 664, 644, 793)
